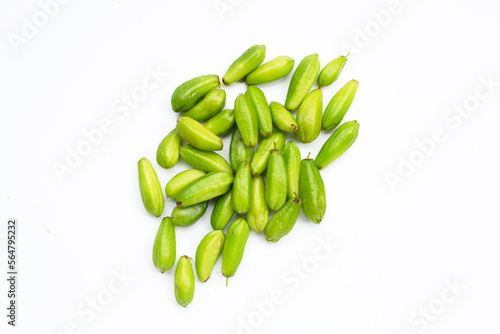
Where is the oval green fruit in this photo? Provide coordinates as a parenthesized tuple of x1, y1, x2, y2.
(195, 230, 225, 282)
(234, 94, 259, 148)
(176, 171, 234, 207)
(222, 218, 250, 278)
(282, 141, 301, 200)
(174, 256, 195, 307)
(138, 158, 164, 217)
(322, 80, 359, 130)
(156, 129, 181, 169)
(232, 161, 252, 214)
(171, 75, 220, 112)
(245, 85, 273, 138)
(317, 55, 348, 87)
(285, 54, 320, 111)
(223, 45, 266, 86)
(265, 149, 288, 211)
(300, 158, 326, 224)
(176, 117, 223, 151)
(270, 102, 298, 132)
(152, 217, 176, 273)
(265, 198, 302, 242)
(165, 169, 206, 199)
(245, 55, 295, 85)
(315, 120, 359, 169)
(171, 201, 208, 227)
(211, 189, 235, 230)
(183, 89, 226, 121)
(250, 131, 286, 176)
(180, 145, 233, 173)
(296, 89, 323, 143)
(204, 109, 235, 136)
(247, 175, 269, 233)
(229, 128, 254, 172)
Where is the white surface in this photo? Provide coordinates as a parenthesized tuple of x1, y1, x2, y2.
(1, 0, 500, 333)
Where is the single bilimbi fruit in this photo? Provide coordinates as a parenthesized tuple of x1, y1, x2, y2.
(171, 75, 220, 112)
(322, 80, 359, 130)
(176, 117, 223, 151)
(270, 102, 298, 132)
(204, 109, 235, 136)
(211, 189, 235, 230)
(183, 89, 226, 121)
(171, 201, 209, 227)
(300, 157, 326, 224)
(285, 54, 320, 111)
(176, 171, 233, 207)
(232, 161, 252, 214)
(247, 175, 269, 233)
(317, 54, 348, 87)
(265, 149, 288, 211)
(296, 89, 323, 143)
(180, 145, 233, 173)
(250, 131, 286, 176)
(265, 198, 302, 242)
(245, 85, 273, 138)
(223, 45, 266, 86)
(138, 158, 164, 217)
(165, 169, 206, 199)
(234, 94, 259, 148)
(282, 141, 301, 200)
(245, 56, 295, 85)
(315, 120, 359, 169)
(156, 129, 181, 169)
(222, 218, 250, 278)
(195, 230, 225, 282)
(174, 256, 195, 307)
(152, 217, 176, 273)
(229, 128, 254, 172)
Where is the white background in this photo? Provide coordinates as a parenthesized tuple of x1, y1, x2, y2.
(1, 0, 500, 333)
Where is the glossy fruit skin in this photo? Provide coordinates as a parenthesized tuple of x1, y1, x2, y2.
(322, 80, 359, 130)
(195, 230, 225, 282)
(222, 218, 250, 277)
(171, 201, 209, 227)
(234, 94, 259, 148)
(315, 120, 359, 169)
(265, 198, 302, 242)
(318, 55, 348, 87)
(176, 117, 223, 151)
(245, 85, 273, 138)
(223, 45, 266, 86)
(174, 256, 195, 307)
(183, 89, 226, 121)
(245, 56, 295, 85)
(296, 89, 323, 143)
(250, 132, 286, 176)
(282, 141, 301, 200)
(270, 102, 298, 132)
(152, 217, 176, 273)
(247, 175, 269, 233)
(138, 158, 164, 217)
(171, 75, 220, 112)
(285, 54, 320, 111)
(211, 189, 235, 230)
(180, 145, 233, 174)
(165, 169, 206, 199)
(156, 129, 181, 169)
(300, 159, 326, 224)
(265, 149, 288, 211)
(204, 109, 235, 136)
(176, 171, 234, 207)
(232, 161, 252, 214)
(229, 128, 254, 172)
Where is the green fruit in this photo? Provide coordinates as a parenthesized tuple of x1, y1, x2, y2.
(245, 85, 273, 138)
(282, 141, 301, 200)
(296, 89, 323, 143)
(223, 45, 266, 86)
(171, 201, 208, 227)
(180, 145, 233, 173)
(285, 54, 320, 111)
(156, 129, 181, 169)
(165, 169, 206, 199)
(211, 189, 235, 230)
(300, 158, 326, 224)
(174, 256, 195, 307)
(152, 217, 176, 272)
(171, 75, 220, 112)
(229, 128, 254, 172)
(265, 198, 302, 242)
(315, 120, 359, 169)
(234, 94, 259, 148)
(322, 80, 359, 130)
(265, 149, 288, 211)
(183, 89, 226, 121)
(204, 109, 235, 136)
(176, 171, 233, 207)
(247, 175, 269, 233)
(195, 230, 225, 282)
(222, 218, 250, 278)
(176, 117, 223, 151)
(270, 102, 298, 132)
(250, 132, 286, 176)
(317, 55, 348, 87)
(138, 158, 164, 217)
(245, 56, 295, 85)
(232, 161, 252, 214)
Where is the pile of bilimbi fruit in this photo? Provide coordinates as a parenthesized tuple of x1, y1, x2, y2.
(138, 45, 359, 307)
